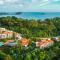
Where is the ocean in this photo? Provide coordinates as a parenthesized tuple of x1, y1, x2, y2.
(0, 12, 60, 19)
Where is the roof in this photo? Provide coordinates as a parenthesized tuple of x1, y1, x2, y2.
(20, 38, 29, 46)
(4, 31, 13, 34)
(15, 33, 21, 36)
(0, 30, 13, 35)
(4, 40, 14, 45)
(0, 28, 6, 31)
(36, 39, 54, 47)
(7, 40, 14, 42)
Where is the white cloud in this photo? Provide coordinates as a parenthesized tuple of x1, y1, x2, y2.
(29, 0, 49, 7)
(0, 0, 4, 5)
(39, 2, 49, 6)
(0, 0, 60, 12)
(0, 0, 54, 6)
(19, 4, 23, 7)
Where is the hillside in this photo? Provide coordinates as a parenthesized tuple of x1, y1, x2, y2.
(0, 16, 60, 38)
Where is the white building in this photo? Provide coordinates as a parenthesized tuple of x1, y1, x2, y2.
(36, 39, 54, 49)
(0, 28, 13, 39)
(14, 33, 22, 40)
(0, 34, 7, 39)
(4, 30, 13, 38)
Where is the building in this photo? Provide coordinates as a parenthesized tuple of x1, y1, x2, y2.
(14, 33, 22, 40)
(0, 28, 6, 32)
(4, 40, 14, 45)
(52, 37, 60, 42)
(4, 40, 17, 46)
(0, 34, 7, 39)
(4, 30, 13, 38)
(0, 28, 13, 39)
(40, 38, 51, 40)
(36, 39, 54, 49)
(20, 38, 29, 47)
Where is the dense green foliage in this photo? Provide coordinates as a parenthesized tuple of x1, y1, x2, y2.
(0, 16, 60, 38)
(0, 16, 60, 60)
(0, 41, 60, 60)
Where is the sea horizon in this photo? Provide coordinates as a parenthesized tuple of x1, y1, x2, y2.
(0, 12, 60, 19)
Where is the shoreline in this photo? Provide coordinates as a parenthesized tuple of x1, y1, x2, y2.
(0, 12, 60, 19)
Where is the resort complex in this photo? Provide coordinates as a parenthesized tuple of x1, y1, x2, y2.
(0, 17, 60, 60)
(0, 0, 60, 59)
(0, 27, 60, 49)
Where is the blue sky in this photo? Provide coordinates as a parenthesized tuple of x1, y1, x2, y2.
(0, 0, 60, 12)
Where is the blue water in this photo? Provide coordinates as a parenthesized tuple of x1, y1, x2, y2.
(7, 42, 17, 46)
(0, 42, 4, 46)
(0, 12, 60, 19)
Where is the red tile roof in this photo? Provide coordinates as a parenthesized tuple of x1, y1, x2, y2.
(4, 40, 14, 45)
(36, 39, 54, 47)
(20, 38, 29, 46)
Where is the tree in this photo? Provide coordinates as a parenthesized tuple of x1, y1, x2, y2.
(0, 50, 6, 60)
(4, 55, 13, 60)
(24, 53, 32, 60)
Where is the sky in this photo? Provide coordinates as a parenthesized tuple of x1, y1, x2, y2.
(0, 0, 60, 12)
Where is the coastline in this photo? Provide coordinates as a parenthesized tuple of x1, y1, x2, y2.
(0, 12, 60, 19)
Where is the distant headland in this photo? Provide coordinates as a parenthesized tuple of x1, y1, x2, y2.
(0, 12, 22, 15)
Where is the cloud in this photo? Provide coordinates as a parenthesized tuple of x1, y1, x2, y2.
(0, 0, 49, 5)
(0, 0, 60, 12)
(0, 0, 59, 6)
(29, 0, 49, 7)
(0, 0, 4, 5)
